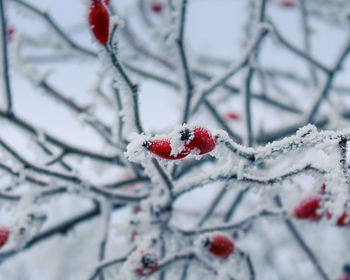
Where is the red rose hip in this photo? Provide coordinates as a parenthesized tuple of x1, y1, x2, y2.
(180, 126, 216, 155)
(143, 138, 190, 160)
(0, 226, 10, 248)
(293, 195, 323, 221)
(203, 233, 235, 259)
(326, 211, 349, 227)
(88, 0, 110, 45)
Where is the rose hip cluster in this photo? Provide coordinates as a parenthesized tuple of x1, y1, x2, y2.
(293, 184, 349, 226)
(143, 126, 217, 160)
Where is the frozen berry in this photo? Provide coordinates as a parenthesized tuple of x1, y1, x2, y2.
(0, 226, 10, 248)
(325, 211, 349, 227)
(180, 126, 216, 155)
(88, 0, 110, 45)
(143, 138, 190, 160)
(202, 233, 235, 260)
(293, 195, 323, 221)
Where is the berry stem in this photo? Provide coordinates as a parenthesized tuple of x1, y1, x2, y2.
(338, 137, 350, 187)
(176, 0, 194, 124)
(109, 50, 144, 134)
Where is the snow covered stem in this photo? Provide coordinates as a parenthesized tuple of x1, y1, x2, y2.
(108, 49, 144, 134)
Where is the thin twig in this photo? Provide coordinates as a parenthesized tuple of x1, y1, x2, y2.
(10, 0, 97, 58)
(275, 196, 329, 280)
(176, 209, 283, 235)
(176, 0, 194, 124)
(0, 0, 13, 113)
(307, 35, 350, 123)
(0, 203, 124, 264)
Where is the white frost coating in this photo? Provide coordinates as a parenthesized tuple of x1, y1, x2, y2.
(237, 160, 246, 181)
(125, 132, 171, 211)
(10, 191, 46, 249)
(35, 127, 47, 144)
(321, 148, 349, 223)
(111, 70, 138, 135)
(12, 33, 52, 86)
(168, 124, 192, 157)
(121, 248, 158, 280)
(125, 133, 150, 163)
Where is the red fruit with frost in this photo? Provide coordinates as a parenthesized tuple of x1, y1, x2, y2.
(104, 0, 110, 5)
(293, 195, 323, 221)
(88, 0, 110, 45)
(134, 251, 158, 276)
(143, 138, 190, 160)
(180, 127, 217, 155)
(150, 1, 163, 13)
(0, 226, 9, 248)
(325, 211, 349, 227)
(203, 233, 235, 259)
(337, 212, 349, 226)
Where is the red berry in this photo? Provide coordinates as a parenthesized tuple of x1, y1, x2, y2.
(203, 233, 235, 259)
(104, 0, 110, 4)
(0, 226, 10, 248)
(337, 212, 349, 226)
(134, 251, 158, 276)
(7, 27, 15, 41)
(88, 0, 110, 45)
(293, 195, 323, 221)
(143, 138, 190, 160)
(180, 127, 216, 155)
(225, 112, 240, 121)
(281, 0, 295, 7)
(325, 211, 349, 227)
(150, 2, 163, 13)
